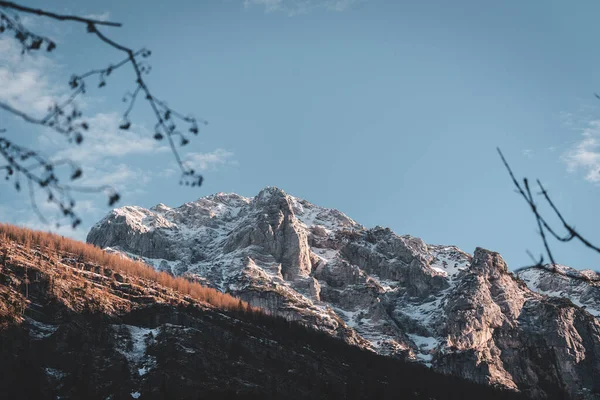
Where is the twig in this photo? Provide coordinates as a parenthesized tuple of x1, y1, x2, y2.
(0, 138, 119, 228)
(0, 1, 121, 27)
(0, 2, 207, 227)
(498, 147, 600, 281)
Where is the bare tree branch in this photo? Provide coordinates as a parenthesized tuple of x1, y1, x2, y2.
(498, 147, 600, 282)
(88, 23, 206, 184)
(536, 179, 600, 253)
(0, 1, 122, 27)
(0, 137, 119, 228)
(0, 2, 208, 227)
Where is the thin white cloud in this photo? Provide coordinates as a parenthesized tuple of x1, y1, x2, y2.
(158, 167, 178, 178)
(1, 35, 163, 164)
(0, 25, 234, 236)
(562, 120, 600, 183)
(0, 199, 98, 241)
(0, 37, 61, 116)
(79, 163, 150, 187)
(326, 0, 357, 11)
(82, 12, 111, 22)
(49, 112, 167, 163)
(243, 0, 358, 15)
(522, 149, 533, 158)
(184, 148, 236, 171)
(0, 35, 158, 228)
(244, 0, 284, 13)
(36, 112, 164, 196)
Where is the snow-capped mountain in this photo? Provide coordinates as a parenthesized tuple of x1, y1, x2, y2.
(0, 228, 528, 400)
(88, 187, 600, 399)
(518, 265, 600, 318)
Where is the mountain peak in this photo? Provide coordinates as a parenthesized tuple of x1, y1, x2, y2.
(150, 203, 171, 213)
(254, 186, 288, 203)
(1, 223, 533, 400)
(471, 247, 509, 278)
(204, 192, 249, 203)
(86, 190, 600, 399)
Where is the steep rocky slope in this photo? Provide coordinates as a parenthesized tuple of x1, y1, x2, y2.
(517, 265, 600, 319)
(0, 227, 527, 400)
(88, 187, 600, 399)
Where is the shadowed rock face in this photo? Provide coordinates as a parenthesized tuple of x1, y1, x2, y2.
(0, 236, 528, 400)
(437, 248, 600, 398)
(88, 188, 600, 399)
(517, 265, 600, 319)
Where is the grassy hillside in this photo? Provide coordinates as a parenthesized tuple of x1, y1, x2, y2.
(0, 223, 251, 314)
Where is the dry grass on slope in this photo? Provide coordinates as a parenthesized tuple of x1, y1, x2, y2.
(0, 223, 253, 313)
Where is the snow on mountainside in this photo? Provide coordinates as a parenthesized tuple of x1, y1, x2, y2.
(88, 187, 600, 399)
(517, 265, 600, 318)
(0, 229, 531, 400)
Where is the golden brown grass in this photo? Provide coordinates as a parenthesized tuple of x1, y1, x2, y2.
(0, 223, 251, 312)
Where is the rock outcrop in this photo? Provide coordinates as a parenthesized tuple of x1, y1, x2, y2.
(0, 230, 528, 400)
(88, 187, 600, 399)
(518, 265, 600, 319)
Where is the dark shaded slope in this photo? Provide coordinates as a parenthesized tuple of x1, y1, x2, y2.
(0, 228, 534, 400)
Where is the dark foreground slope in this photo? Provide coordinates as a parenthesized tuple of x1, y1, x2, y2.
(86, 188, 600, 399)
(0, 225, 530, 400)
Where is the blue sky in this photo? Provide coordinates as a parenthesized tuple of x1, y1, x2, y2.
(1, 0, 599, 270)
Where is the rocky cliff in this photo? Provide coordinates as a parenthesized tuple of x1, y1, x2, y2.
(0, 226, 526, 400)
(517, 265, 600, 319)
(88, 187, 600, 399)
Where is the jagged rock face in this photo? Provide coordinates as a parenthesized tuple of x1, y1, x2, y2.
(518, 265, 600, 319)
(1, 238, 529, 400)
(88, 187, 600, 399)
(435, 249, 600, 398)
(86, 207, 176, 260)
(339, 229, 448, 297)
(223, 189, 312, 280)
